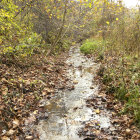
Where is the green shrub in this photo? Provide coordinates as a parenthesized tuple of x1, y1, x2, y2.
(2, 32, 43, 57)
(80, 39, 105, 54)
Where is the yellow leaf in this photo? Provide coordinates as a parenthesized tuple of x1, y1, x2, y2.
(106, 21, 110, 25)
(95, 109, 100, 114)
(0, 38, 2, 44)
(33, 110, 38, 115)
(89, 3, 92, 8)
(116, 18, 119, 21)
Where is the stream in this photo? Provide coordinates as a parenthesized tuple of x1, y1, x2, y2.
(36, 44, 111, 140)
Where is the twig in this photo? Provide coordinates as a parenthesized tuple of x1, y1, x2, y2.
(14, 0, 35, 18)
(47, 0, 68, 56)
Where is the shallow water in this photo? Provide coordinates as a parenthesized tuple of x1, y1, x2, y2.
(36, 45, 111, 140)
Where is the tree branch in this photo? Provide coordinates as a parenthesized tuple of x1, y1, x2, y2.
(14, 0, 36, 18)
(47, 0, 68, 56)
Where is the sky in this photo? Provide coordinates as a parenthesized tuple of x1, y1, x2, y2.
(123, 0, 140, 8)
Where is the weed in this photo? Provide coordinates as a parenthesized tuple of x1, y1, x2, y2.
(80, 38, 140, 125)
(80, 39, 104, 54)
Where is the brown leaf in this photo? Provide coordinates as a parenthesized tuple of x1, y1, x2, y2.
(12, 119, 19, 128)
(1, 136, 10, 140)
(1, 86, 8, 95)
(25, 136, 33, 140)
(125, 129, 131, 135)
(6, 129, 15, 136)
(73, 80, 78, 84)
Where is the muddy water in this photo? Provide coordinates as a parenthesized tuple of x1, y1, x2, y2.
(36, 45, 111, 140)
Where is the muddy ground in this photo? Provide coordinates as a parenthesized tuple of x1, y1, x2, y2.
(1, 44, 140, 140)
(35, 44, 140, 140)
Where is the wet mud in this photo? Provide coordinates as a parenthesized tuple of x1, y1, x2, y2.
(36, 45, 112, 140)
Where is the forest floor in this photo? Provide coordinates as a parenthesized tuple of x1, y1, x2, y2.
(0, 44, 140, 140)
(0, 51, 69, 140)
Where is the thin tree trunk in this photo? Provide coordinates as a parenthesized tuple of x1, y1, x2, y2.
(47, 0, 68, 56)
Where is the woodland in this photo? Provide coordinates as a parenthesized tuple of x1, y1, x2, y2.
(0, 0, 140, 139)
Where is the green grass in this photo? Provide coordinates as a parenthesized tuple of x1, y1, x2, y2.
(81, 38, 140, 126)
(80, 39, 105, 55)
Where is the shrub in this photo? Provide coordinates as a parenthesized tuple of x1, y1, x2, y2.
(80, 39, 105, 54)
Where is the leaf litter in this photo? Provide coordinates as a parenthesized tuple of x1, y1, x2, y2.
(0, 45, 140, 140)
(0, 53, 68, 139)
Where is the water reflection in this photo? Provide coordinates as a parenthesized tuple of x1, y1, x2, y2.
(36, 45, 111, 140)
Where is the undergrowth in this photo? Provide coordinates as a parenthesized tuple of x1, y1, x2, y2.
(0, 35, 70, 68)
(80, 39, 105, 55)
(80, 38, 140, 125)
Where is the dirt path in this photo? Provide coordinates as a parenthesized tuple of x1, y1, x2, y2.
(35, 44, 112, 140)
(35, 44, 140, 140)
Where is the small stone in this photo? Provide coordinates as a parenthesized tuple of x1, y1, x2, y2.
(90, 86, 94, 89)
(69, 85, 75, 90)
(101, 98, 106, 102)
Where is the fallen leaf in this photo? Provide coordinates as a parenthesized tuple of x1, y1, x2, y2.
(33, 110, 38, 115)
(13, 119, 19, 128)
(25, 136, 33, 140)
(95, 109, 100, 114)
(73, 80, 78, 84)
(6, 129, 15, 136)
(126, 128, 131, 135)
(2, 136, 10, 140)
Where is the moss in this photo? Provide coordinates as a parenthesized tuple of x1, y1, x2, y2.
(80, 39, 104, 54)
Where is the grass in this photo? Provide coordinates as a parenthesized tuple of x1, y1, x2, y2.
(80, 38, 140, 126)
(80, 39, 105, 55)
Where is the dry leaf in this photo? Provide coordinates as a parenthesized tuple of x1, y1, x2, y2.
(126, 128, 131, 135)
(25, 136, 33, 140)
(6, 129, 15, 136)
(13, 119, 19, 128)
(95, 109, 100, 114)
(73, 80, 78, 84)
(2, 136, 10, 140)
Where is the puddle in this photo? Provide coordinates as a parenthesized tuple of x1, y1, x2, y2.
(36, 44, 111, 140)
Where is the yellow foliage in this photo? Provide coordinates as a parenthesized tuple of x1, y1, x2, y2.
(89, 3, 92, 8)
(0, 38, 2, 44)
(3, 46, 14, 54)
(106, 21, 110, 25)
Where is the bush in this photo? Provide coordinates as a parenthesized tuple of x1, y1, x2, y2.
(80, 39, 105, 54)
